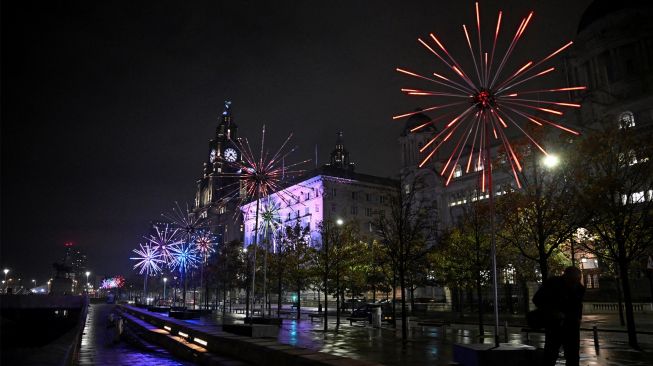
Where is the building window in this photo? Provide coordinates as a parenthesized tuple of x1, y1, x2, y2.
(351, 206, 358, 215)
(352, 192, 358, 200)
(366, 193, 371, 202)
(619, 111, 635, 129)
(380, 195, 386, 204)
(331, 204, 336, 212)
(315, 204, 320, 212)
(332, 188, 337, 197)
(366, 208, 373, 217)
(454, 164, 462, 178)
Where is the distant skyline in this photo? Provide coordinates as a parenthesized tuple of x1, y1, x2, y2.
(1, 0, 592, 280)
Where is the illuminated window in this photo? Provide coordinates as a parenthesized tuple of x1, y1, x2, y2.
(454, 164, 462, 178)
(618, 111, 635, 129)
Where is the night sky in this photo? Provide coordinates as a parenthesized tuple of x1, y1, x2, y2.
(1, 0, 592, 282)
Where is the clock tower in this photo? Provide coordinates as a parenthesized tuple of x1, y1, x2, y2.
(194, 101, 243, 244)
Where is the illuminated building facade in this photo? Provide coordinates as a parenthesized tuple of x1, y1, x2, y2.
(241, 132, 397, 247)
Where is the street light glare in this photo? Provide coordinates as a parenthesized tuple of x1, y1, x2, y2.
(336, 219, 344, 226)
(542, 154, 560, 168)
(85, 271, 90, 276)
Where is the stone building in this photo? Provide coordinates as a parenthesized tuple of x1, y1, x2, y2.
(241, 132, 397, 248)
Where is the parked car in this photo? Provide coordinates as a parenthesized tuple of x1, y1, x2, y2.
(351, 302, 393, 323)
(342, 298, 365, 311)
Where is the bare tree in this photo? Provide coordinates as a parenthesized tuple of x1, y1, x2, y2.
(573, 124, 653, 349)
(374, 178, 433, 343)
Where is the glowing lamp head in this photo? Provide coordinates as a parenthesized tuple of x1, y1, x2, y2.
(163, 277, 168, 283)
(542, 154, 560, 168)
(3, 269, 8, 275)
(85, 271, 90, 277)
(336, 219, 344, 226)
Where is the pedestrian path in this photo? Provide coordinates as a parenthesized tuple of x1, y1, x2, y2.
(77, 303, 193, 366)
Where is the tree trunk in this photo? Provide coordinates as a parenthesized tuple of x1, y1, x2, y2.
(618, 257, 639, 349)
(323, 282, 329, 331)
(615, 274, 625, 326)
(277, 273, 282, 316)
(336, 272, 341, 328)
(538, 250, 549, 281)
(399, 259, 407, 343)
(476, 276, 485, 338)
(222, 282, 227, 318)
(297, 286, 302, 320)
(391, 270, 397, 328)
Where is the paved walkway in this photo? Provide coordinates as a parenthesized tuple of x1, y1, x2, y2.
(201, 307, 653, 365)
(77, 303, 193, 366)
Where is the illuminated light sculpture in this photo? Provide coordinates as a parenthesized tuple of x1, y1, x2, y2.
(131, 243, 164, 304)
(258, 197, 282, 317)
(395, 2, 583, 346)
(145, 223, 183, 267)
(395, 2, 583, 189)
(100, 275, 126, 290)
(194, 231, 216, 309)
(169, 243, 201, 282)
(216, 125, 309, 322)
(162, 202, 209, 307)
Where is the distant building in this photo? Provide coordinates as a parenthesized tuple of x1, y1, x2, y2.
(241, 132, 398, 247)
(193, 101, 244, 245)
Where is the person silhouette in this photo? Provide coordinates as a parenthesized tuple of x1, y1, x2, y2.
(533, 266, 585, 366)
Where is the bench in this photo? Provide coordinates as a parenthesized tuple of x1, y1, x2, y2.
(346, 317, 368, 326)
(309, 313, 323, 323)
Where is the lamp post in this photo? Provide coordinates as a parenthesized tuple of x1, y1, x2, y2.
(163, 277, 168, 304)
(3, 269, 8, 283)
(85, 271, 91, 294)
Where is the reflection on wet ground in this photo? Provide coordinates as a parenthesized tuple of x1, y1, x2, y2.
(224, 313, 653, 366)
(78, 304, 193, 366)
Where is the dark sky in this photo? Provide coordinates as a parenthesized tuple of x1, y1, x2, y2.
(1, 0, 592, 282)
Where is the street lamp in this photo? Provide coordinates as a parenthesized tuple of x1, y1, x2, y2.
(163, 277, 168, 303)
(336, 218, 344, 226)
(3, 269, 8, 282)
(542, 154, 560, 169)
(85, 271, 90, 294)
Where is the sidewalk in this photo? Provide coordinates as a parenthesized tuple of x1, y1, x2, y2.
(206, 307, 653, 365)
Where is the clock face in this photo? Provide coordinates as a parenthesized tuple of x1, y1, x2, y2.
(209, 149, 216, 163)
(224, 148, 238, 162)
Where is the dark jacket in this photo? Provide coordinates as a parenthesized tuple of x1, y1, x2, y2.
(533, 276, 585, 325)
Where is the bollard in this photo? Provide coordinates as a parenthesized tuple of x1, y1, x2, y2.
(504, 321, 509, 343)
(593, 325, 599, 354)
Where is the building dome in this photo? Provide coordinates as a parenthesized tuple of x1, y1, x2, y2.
(577, 0, 641, 33)
(402, 109, 434, 136)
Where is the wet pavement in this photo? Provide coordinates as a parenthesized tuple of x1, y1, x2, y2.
(78, 303, 193, 366)
(80, 303, 653, 365)
(204, 307, 653, 366)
